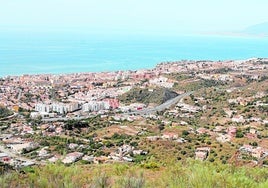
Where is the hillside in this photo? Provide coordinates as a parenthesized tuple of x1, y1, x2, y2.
(1, 161, 267, 188)
(0, 60, 267, 188)
(119, 87, 178, 105)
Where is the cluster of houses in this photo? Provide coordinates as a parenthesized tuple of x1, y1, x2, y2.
(0, 153, 12, 164)
(228, 92, 267, 107)
(109, 144, 147, 162)
(51, 144, 148, 164)
(147, 132, 187, 143)
(1, 135, 39, 154)
(119, 103, 147, 113)
(196, 125, 262, 143)
(198, 74, 234, 82)
(229, 114, 267, 125)
(62, 152, 84, 164)
(239, 145, 268, 160)
(0, 140, 149, 167)
(195, 147, 211, 161)
(0, 152, 35, 168)
(149, 76, 174, 88)
(176, 102, 202, 113)
(0, 136, 37, 168)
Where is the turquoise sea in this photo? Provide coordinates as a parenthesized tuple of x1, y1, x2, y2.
(0, 32, 268, 77)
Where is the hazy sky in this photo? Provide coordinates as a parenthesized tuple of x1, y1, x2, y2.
(1, 0, 268, 35)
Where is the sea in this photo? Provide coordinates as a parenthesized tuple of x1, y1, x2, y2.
(0, 32, 268, 77)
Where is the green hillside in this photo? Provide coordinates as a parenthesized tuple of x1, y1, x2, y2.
(119, 87, 178, 105)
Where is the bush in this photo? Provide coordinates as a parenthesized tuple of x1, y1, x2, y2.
(19, 163, 87, 187)
(236, 129, 244, 138)
(130, 141, 138, 147)
(118, 173, 145, 188)
(92, 173, 111, 188)
(141, 161, 160, 169)
(182, 130, 189, 136)
(209, 158, 215, 162)
(251, 142, 258, 147)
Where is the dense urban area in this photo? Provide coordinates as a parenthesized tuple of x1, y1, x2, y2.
(0, 58, 268, 187)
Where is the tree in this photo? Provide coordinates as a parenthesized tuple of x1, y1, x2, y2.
(251, 142, 258, 147)
(236, 129, 244, 138)
(158, 124, 165, 132)
(182, 130, 189, 136)
(0, 106, 13, 118)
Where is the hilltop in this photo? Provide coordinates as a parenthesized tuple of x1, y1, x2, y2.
(119, 87, 178, 105)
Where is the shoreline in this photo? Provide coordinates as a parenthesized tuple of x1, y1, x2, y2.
(1, 57, 266, 79)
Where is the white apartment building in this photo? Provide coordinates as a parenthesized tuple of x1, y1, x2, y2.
(35, 102, 79, 114)
(35, 103, 50, 113)
(82, 101, 110, 112)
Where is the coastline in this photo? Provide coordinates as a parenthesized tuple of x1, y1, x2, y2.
(1, 57, 266, 79)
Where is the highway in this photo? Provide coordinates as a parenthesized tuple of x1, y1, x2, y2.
(128, 91, 194, 115)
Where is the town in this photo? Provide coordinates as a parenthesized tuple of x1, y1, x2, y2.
(0, 58, 267, 170)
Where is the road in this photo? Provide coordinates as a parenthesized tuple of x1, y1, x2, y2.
(0, 113, 18, 121)
(42, 115, 91, 122)
(128, 91, 194, 115)
(0, 145, 38, 165)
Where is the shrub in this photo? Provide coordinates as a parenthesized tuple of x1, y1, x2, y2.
(141, 161, 160, 169)
(118, 172, 145, 188)
(182, 130, 189, 136)
(236, 129, 244, 138)
(209, 158, 215, 162)
(92, 173, 111, 188)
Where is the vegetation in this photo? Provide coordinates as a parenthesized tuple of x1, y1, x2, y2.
(1, 160, 268, 188)
(119, 87, 178, 105)
(0, 106, 13, 119)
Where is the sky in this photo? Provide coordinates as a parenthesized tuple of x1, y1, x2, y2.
(0, 0, 268, 36)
